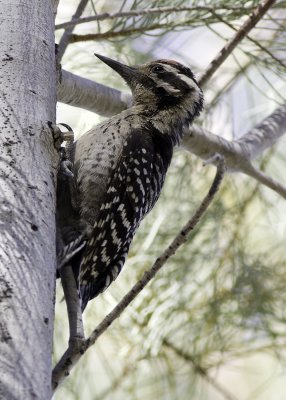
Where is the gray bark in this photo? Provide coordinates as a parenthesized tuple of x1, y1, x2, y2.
(0, 1, 57, 399)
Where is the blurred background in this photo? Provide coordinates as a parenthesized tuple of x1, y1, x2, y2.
(54, 1, 286, 399)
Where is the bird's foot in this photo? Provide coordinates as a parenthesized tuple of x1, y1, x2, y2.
(59, 147, 74, 179)
(48, 122, 74, 151)
(48, 122, 75, 178)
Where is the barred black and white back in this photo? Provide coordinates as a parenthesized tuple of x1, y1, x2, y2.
(57, 55, 203, 311)
(79, 128, 172, 310)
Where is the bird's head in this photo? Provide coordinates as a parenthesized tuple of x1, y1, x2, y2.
(95, 54, 203, 125)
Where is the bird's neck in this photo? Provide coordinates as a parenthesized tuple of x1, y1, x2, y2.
(133, 102, 194, 145)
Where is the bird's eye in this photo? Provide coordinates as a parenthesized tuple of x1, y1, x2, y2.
(152, 65, 164, 73)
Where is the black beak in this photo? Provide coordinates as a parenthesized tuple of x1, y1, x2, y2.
(94, 53, 141, 85)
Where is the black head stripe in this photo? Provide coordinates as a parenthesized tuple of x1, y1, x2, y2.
(155, 59, 197, 82)
(155, 59, 182, 67)
(158, 71, 192, 93)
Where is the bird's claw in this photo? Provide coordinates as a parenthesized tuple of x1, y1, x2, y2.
(48, 122, 74, 151)
(59, 147, 74, 179)
(60, 159, 74, 179)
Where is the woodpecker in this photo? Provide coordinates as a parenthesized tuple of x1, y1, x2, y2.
(57, 54, 203, 311)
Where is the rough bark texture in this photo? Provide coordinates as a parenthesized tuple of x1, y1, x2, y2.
(0, 1, 57, 399)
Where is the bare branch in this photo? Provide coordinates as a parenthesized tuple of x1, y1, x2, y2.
(52, 158, 225, 390)
(182, 125, 286, 198)
(243, 163, 286, 199)
(57, 70, 132, 117)
(57, 0, 89, 61)
(182, 104, 286, 199)
(183, 103, 286, 165)
(55, 5, 255, 30)
(211, 10, 286, 70)
(199, 0, 277, 86)
(237, 103, 286, 158)
(69, 21, 193, 43)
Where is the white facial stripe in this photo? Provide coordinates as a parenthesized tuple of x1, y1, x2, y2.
(178, 73, 198, 90)
(155, 64, 186, 95)
(155, 79, 181, 94)
(156, 63, 199, 93)
(152, 63, 201, 101)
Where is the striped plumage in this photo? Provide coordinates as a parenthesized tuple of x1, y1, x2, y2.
(57, 55, 203, 311)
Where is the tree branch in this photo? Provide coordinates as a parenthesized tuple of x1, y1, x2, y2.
(183, 103, 286, 165)
(236, 103, 286, 158)
(57, 70, 132, 116)
(211, 10, 286, 70)
(198, 0, 276, 86)
(68, 21, 200, 43)
(52, 157, 225, 390)
(68, 0, 275, 46)
(57, 0, 89, 61)
(55, 5, 255, 30)
(242, 164, 286, 199)
(183, 105, 286, 199)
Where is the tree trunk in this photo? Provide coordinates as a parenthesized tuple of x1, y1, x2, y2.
(0, 1, 57, 399)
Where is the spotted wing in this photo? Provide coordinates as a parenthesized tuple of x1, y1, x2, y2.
(79, 129, 170, 310)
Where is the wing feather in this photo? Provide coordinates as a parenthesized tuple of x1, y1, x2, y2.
(79, 129, 170, 310)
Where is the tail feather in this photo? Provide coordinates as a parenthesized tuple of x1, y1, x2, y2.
(58, 235, 86, 269)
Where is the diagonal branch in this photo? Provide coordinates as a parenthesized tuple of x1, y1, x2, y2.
(199, 0, 277, 86)
(241, 163, 286, 199)
(57, 0, 90, 61)
(52, 157, 225, 390)
(211, 9, 286, 70)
